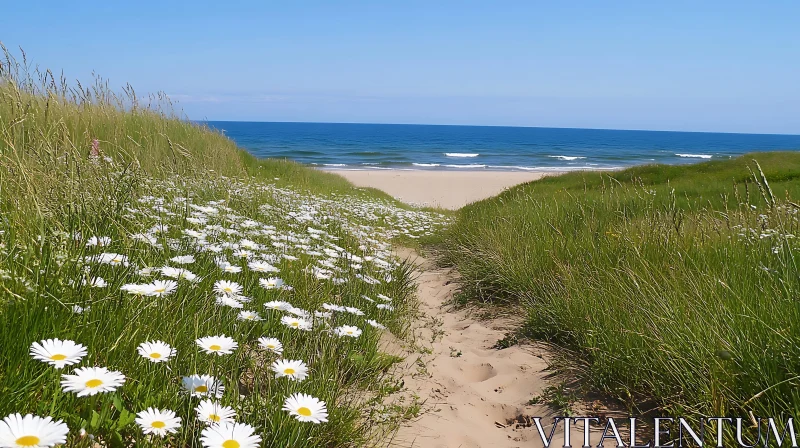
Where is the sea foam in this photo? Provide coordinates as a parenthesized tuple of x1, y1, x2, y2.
(443, 164, 486, 169)
(676, 153, 712, 159)
(548, 155, 587, 161)
(445, 153, 479, 158)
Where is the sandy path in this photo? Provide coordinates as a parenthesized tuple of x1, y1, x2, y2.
(382, 249, 593, 448)
(329, 170, 555, 209)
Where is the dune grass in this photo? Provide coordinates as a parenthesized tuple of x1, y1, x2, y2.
(0, 47, 449, 447)
(439, 152, 800, 437)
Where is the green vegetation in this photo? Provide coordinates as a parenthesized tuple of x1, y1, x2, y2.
(527, 383, 578, 417)
(0, 47, 448, 447)
(440, 152, 800, 433)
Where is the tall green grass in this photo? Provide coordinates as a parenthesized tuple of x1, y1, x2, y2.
(0, 46, 446, 446)
(440, 153, 800, 436)
(0, 45, 389, 239)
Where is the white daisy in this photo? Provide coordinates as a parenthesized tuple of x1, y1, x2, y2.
(137, 341, 175, 363)
(217, 261, 242, 274)
(132, 233, 158, 247)
(138, 267, 157, 277)
(97, 252, 128, 267)
(186, 217, 206, 225)
(232, 249, 252, 259)
(160, 266, 199, 282)
(280, 315, 312, 331)
(264, 300, 290, 311)
(61, 366, 125, 396)
(248, 260, 279, 273)
(344, 306, 364, 316)
(271, 359, 309, 381)
(30, 339, 87, 369)
(239, 239, 260, 250)
(201, 244, 223, 254)
(285, 306, 311, 318)
(282, 393, 329, 423)
(147, 280, 177, 297)
(215, 296, 244, 309)
(214, 280, 242, 296)
(135, 408, 181, 437)
(377, 304, 395, 311)
(257, 337, 283, 355)
(71, 305, 88, 314)
(182, 375, 224, 399)
(121, 283, 155, 296)
(333, 325, 362, 338)
(200, 422, 261, 448)
(366, 319, 386, 330)
(195, 400, 236, 426)
(83, 277, 107, 288)
(196, 336, 238, 356)
(86, 236, 111, 247)
(170, 255, 195, 264)
(259, 277, 285, 289)
(321, 303, 345, 312)
(0, 413, 69, 447)
(184, 229, 206, 239)
(237, 310, 262, 321)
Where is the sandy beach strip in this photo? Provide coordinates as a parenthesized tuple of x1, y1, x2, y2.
(328, 169, 558, 209)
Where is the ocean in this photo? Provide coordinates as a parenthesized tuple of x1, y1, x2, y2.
(205, 121, 800, 171)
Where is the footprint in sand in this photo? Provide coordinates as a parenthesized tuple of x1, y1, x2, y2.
(462, 362, 498, 383)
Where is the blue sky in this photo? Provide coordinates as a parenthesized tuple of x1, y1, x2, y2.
(3, 1, 800, 134)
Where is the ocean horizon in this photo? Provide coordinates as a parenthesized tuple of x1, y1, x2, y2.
(205, 121, 800, 172)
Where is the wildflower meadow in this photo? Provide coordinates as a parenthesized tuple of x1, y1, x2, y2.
(0, 47, 449, 447)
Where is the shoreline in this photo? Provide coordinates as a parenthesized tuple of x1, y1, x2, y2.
(328, 168, 563, 209)
(317, 166, 620, 173)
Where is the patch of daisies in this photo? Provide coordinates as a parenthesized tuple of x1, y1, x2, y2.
(1, 176, 448, 447)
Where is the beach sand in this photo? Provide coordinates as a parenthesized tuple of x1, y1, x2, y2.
(329, 170, 556, 209)
(383, 249, 608, 447)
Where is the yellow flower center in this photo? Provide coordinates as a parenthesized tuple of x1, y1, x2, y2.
(195, 385, 208, 393)
(209, 414, 221, 422)
(154, 288, 165, 293)
(151, 421, 165, 429)
(347, 331, 354, 334)
(49, 354, 67, 361)
(15, 436, 41, 446)
(209, 344, 222, 351)
(222, 440, 240, 448)
(267, 344, 276, 349)
(149, 353, 162, 359)
(297, 407, 312, 417)
(223, 287, 233, 292)
(85, 379, 103, 388)
(291, 322, 299, 327)
(283, 368, 295, 375)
